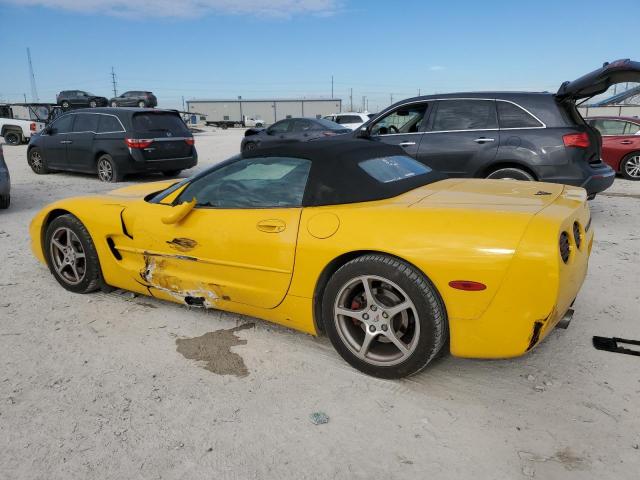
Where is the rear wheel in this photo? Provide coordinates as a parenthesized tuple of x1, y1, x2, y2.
(486, 167, 534, 181)
(28, 147, 49, 174)
(620, 153, 640, 180)
(4, 131, 21, 145)
(44, 214, 101, 294)
(111, 101, 118, 107)
(61, 101, 70, 110)
(322, 254, 447, 379)
(162, 169, 182, 177)
(138, 101, 145, 108)
(89, 100, 97, 108)
(0, 195, 9, 209)
(243, 142, 257, 152)
(96, 154, 122, 182)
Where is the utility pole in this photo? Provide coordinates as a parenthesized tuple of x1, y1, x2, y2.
(390, 93, 393, 105)
(110, 67, 118, 97)
(331, 75, 334, 99)
(418, 88, 421, 96)
(23, 93, 27, 103)
(181, 96, 185, 111)
(361, 95, 366, 112)
(26, 47, 39, 102)
(350, 88, 353, 111)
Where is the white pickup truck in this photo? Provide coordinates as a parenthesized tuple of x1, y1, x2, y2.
(0, 104, 47, 145)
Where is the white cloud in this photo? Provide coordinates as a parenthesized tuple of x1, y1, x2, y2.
(429, 65, 445, 71)
(6, 0, 341, 18)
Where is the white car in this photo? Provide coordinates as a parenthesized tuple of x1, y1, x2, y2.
(0, 105, 46, 145)
(323, 112, 371, 131)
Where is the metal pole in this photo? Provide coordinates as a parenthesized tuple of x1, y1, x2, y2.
(331, 75, 334, 99)
(181, 96, 185, 111)
(390, 93, 393, 105)
(111, 67, 118, 97)
(350, 88, 353, 111)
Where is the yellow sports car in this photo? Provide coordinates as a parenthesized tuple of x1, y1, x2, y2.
(30, 139, 593, 378)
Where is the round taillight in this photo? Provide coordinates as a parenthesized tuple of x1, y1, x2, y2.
(559, 231, 570, 263)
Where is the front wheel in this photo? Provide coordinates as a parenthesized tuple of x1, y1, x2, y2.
(44, 214, 101, 293)
(28, 147, 49, 174)
(243, 142, 257, 152)
(96, 154, 122, 182)
(322, 254, 447, 379)
(486, 167, 534, 181)
(162, 169, 182, 177)
(620, 153, 640, 180)
(111, 101, 118, 107)
(61, 101, 70, 110)
(0, 195, 9, 209)
(89, 100, 97, 108)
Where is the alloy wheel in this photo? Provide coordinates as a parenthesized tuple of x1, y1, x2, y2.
(30, 150, 43, 172)
(97, 158, 113, 182)
(333, 275, 420, 366)
(625, 155, 640, 178)
(49, 227, 86, 285)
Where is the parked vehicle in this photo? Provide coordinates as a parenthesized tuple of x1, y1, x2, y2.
(206, 116, 265, 129)
(241, 117, 351, 152)
(324, 112, 370, 130)
(56, 91, 109, 110)
(109, 91, 158, 108)
(0, 104, 46, 145)
(586, 116, 640, 180)
(30, 138, 592, 378)
(0, 144, 10, 209)
(353, 59, 640, 197)
(27, 108, 197, 182)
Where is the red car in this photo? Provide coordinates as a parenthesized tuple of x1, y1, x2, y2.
(586, 116, 640, 180)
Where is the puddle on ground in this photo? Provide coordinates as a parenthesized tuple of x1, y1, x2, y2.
(176, 323, 254, 377)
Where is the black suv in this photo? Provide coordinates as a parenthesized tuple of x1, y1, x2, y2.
(109, 91, 158, 108)
(27, 108, 197, 182)
(56, 91, 109, 110)
(355, 60, 640, 197)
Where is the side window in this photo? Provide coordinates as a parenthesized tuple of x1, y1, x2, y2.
(267, 120, 291, 134)
(338, 115, 363, 124)
(50, 114, 74, 134)
(177, 157, 312, 209)
(594, 119, 626, 135)
(370, 103, 429, 136)
(432, 100, 497, 131)
(97, 115, 123, 133)
(291, 119, 313, 132)
(497, 101, 543, 128)
(72, 113, 99, 133)
(624, 122, 640, 135)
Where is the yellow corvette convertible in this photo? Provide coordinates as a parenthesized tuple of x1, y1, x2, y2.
(30, 139, 592, 378)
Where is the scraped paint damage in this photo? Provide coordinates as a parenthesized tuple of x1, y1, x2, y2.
(166, 237, 198, 252)
(138, 253, 227, 307)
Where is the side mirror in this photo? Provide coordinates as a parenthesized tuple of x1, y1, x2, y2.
(266, 129, 274, 136)
(44, 126, 52, 135)
(356, 127, 371, 139)
(162, 198, 196, 225)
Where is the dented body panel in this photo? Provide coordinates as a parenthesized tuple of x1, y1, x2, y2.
(30, 178, 593, 358)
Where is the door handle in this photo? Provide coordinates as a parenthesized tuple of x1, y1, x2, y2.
(474, 137, 495, 143)
(257, 219, 286, 233)
(620, 140, 633, 145)
(59, 140, 73, 144)
(399, 142, 416, 147)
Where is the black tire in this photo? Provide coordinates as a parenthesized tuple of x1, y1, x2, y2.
(221, 124, 228, 130)
(243, 142, 257, 152)
(322, 254, 447, 379)
(111, 101, 118, 107)
(4, 131, 21, 145)
(485, 167, 534, 181)
(28, 147, 50, 174)
(61, 101, 70, 110)
(96, 154, 123, 182)
(620, 153, 640, 180)
(0, 195, 9, 209)
(44, 214, 101, 294)
(89, 100, 97, 108)
(162, 169, 182, 177)
(137, 101, 145, 108)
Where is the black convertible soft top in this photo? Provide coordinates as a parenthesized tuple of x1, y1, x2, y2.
(242, 138, 446, 207)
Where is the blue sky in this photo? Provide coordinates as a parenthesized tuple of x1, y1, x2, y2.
(0, 0, 638, 111)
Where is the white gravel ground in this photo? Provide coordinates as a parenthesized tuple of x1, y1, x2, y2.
(1, 128, 639, 479)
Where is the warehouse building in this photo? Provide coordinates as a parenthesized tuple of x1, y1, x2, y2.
(186, 98, 343, 125)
